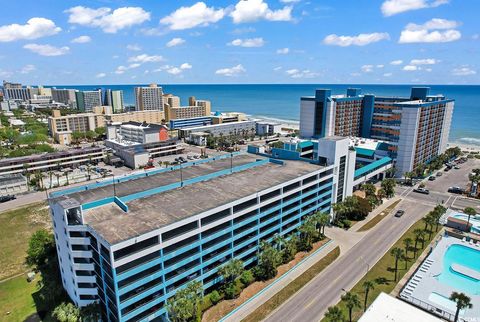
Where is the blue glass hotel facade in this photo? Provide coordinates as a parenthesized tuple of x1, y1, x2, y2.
(49, 144, 352, 322)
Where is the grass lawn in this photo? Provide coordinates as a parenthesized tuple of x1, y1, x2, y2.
(0, 202, 51, 281)
(322, 216, 440, 322)
(0, 276, 39, 322)
(357, 199, 402, 232)
(242, 247, 340, 322)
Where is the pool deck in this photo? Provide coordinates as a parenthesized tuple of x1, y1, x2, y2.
(400, 235, 480, 320)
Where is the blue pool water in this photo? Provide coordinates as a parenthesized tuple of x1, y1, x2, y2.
(437, 244, 480, 295)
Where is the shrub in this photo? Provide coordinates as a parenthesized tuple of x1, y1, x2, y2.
(240, 270, 255, 286)
(209, 290, 221, 305)
(342, 219, 352, 229)
(224, 283, 241, 299)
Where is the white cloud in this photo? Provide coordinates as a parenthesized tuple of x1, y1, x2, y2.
(160, 2, 225, 30)
(20, 64, 36, 74)
(323, 32, 390, 46)
(376, 64, 385, 68)
(390, 59, 403, 65)
(229, 37, 265, 47)
(180, 63, 192, 69)
(276, 47, 290, 54)
(128, 54, 164, 63)
(361, 65, 374, 73)
(96, 72, 106, 78)
(273, 66, 283, 71)
(127, 44, 141, 51)
(167, 67, 182, 75)
(231, 27, 256, 35)
(403, 65, 418, 71)
(65, 6, 150, 33)
(166, 37, 186, 47)
(280, 0, 300, 3)
(71, 35, 91, 43)
(399, 18, 461, 43)
(383, 72, 393, 77)
(215, 64, 246, 77)
(115, 63, 141, 74)
(381, 0, 449, 17)
(285, 69, 318, 78)
(410, 58, 438, 65)
(0, 18, 61, 42)
(230, 0, 293, 24)
(452, 67, 476, 76)
(23, 43, 70, 56)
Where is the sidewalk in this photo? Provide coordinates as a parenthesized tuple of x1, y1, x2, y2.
(220, 240, 338, 322)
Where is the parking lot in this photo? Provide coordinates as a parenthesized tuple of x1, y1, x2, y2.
(395, 158, 480, 212)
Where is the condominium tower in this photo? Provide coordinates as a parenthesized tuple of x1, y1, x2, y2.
(300, 87, 454, 175)
(76, 90, 103, 112)
(135, 84, 164, 111)
(104, 89, 125, 113)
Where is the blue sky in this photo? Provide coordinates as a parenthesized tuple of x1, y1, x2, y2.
(0, 0, 478, 85)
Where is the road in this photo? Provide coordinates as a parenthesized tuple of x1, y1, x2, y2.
(264, 196, 432, 322)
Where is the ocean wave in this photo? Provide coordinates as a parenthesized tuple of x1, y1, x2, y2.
(252, 115, 300, 124)
(456, 137, 480, 145)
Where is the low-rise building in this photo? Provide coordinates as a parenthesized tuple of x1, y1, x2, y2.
(180, 121, 256, 142)
(256, 121, 282, 136)
(0, 173, 28, 195)
(211, 112, 248, 124)
(107, 122, 169, 145)
(0, 146, 104, 176)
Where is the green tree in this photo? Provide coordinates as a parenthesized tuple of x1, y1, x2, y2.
(298, 217, 317, 251)
(341, 291, 361, 322)
(254, 241, 282, 280)
(52, 302, 80, 322)
(80, 302, 101, 322)
(282, 234, 298, 263)
(413, 229, 425, 257)
(381, 178, 396, 198)
(26, 229, 55, 268)
(166, 281, 203, 322)
(449, 292, 472, 322)
(362, 280, 375, 312)
(464, 207, 477, 230)
(390, 247, 405, 281)
(324, 305, 344, 322)
(317, 212, 330, 235)
(361, 183, 377, 198)
(403, 237, 413, 260)
(218, 258, 244, 286)
(273, 233, 286, 252)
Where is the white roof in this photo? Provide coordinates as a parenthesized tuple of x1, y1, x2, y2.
(359, 293, 442, 322)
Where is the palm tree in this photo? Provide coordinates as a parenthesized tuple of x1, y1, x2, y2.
(324, 305, 344, 322)
(318, 212, 330, 235)
(273, 233, 285, 252)
(390, 247, 404, 281)
(377, 188, 386, 203)
(450, 292, 472, 322)
(55, 173, 61, 187)
(341, 291, 361, 322)
(64, 170, 69, 185)
(403, 237, 413, 260)
(362, 280, 375, 312)
(413, 229, 425, 256)
(47, 170, 54, 189)
(464, 207, 477, 230)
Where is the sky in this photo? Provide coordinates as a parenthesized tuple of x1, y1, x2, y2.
(0, 0, 478, 85)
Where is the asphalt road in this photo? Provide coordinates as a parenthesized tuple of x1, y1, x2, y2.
(264, 197, 432, 322)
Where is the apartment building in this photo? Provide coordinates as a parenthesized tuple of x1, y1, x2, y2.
(299, 87, 454, 175)
(162, 94, 180, 109)
(52, 88, 77, 108)
(0, 146, 104, 176)
(107, 122, 169, 145)
(48, 147, 347, 321)
(179, 120, 256, 140)
(2, 81, 40, 101)
(104, 90, 125, 113)
(76, 90, 103, 112)
(165, 104, 211, 122)
(135, 84, 164, 111)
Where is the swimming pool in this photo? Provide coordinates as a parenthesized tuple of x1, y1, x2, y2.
(451, 213, 480, 234)
(437, 244, 480, 295)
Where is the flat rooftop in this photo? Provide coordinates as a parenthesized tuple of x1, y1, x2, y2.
(53, 154, 323, 244)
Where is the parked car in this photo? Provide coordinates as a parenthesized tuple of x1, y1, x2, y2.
(448, 186, 464, 194)
(394, 210, 405, 218)
(454, 165, 460, 169)
(436, 172, 443, 177)
(428, 176, 436, 181)
(444, 167, 451, 172)
(413, 188, 430, 195)
(0, 195, 16, 203)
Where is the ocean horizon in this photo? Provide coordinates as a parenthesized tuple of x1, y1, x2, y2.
(48, 84, 480, 146)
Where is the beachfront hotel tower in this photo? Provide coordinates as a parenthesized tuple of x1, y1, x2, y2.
(135, 84, 164, 112)
(48, 141, 354, 322)
(299, 87, 454, 176)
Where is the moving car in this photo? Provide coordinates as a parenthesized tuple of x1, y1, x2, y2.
(0, 195, 16, 203)
(428, 176, 436, 181)
(394, 210, 405, 218)
(413, 188, 430, 195)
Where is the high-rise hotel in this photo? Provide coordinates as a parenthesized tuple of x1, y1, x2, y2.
(135, 84, 164, 112)
(49, 137, 354, 322)
(300, 87, 454, 175)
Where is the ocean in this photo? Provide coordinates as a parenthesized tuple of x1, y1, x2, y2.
(51, 84, 480, 145)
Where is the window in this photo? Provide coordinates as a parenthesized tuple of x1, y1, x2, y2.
(113, 236, 159, 260)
